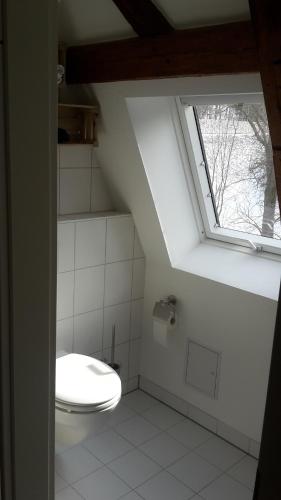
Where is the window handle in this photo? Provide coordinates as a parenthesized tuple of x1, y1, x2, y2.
(247, 240, 263, 253)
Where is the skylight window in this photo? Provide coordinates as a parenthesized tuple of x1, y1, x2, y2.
(179, 95, 281, 255)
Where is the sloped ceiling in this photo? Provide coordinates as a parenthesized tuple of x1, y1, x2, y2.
(59, 0, 250, 45)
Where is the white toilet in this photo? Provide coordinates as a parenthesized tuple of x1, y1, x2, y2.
(55, 353, 122, 447)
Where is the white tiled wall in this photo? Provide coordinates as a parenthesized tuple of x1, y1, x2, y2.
(57, 213, 145, 393)
(57, 145, 113, 215)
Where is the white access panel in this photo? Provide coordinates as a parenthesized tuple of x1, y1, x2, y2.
(186, 340, 221, 399)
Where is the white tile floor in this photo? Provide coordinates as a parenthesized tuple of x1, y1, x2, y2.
(55, 390, 257, 500)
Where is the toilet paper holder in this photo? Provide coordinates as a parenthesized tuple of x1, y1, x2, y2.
(153, 295, 177, 326)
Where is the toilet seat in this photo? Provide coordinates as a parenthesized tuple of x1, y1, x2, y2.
(56, 353, 122, 414)
(56, 392, 121, 414)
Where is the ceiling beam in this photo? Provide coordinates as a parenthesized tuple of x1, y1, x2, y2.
(112, 0, 174, 37)
(66, 21, 259, 84)
(249, 0, 281, 210)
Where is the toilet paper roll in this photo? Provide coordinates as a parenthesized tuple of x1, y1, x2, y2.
(153, 319, 169, 347)
(152, 299, 176, 346)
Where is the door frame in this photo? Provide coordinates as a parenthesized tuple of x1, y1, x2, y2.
(0, 1, 57, 499)
(254, 283, 281, 499)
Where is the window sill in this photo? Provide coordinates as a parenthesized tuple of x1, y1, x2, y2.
(175, 240, 281, 301)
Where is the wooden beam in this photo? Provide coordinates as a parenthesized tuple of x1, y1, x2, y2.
(112, 0, 174, 37)
(249, 0, 281, 212)
(65, 21, 259, 84)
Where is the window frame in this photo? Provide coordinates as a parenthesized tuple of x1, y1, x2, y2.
(177, 94, 281, 257)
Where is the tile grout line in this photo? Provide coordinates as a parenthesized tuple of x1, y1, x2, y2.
(140, 385, 256, 458)
(89, 146, 93, 213)
(57, 298, 144, 319)
(57, 146, 60, 216)
(71, 221, 77, 351)
(116, 391, 255, 496)
(56, 254, 145, 272)
(141, 379, 258, 458)
(101, 218, 107, 359)
(56, 391, 254, 499)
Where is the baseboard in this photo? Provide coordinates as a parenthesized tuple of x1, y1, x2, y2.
(139, 375, 260, 459)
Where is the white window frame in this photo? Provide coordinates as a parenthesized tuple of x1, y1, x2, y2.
(177, 94, 281, 257)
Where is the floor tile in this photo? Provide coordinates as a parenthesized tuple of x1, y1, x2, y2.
(56, 444, 102, 483)
(54, 392, 254, 500)
(200, 474, 253, 500)
(139, 432, 188, 467)
(115, 415, 160, 446)
(108, 449, 161, 488)
(228, 455, 258, 490)
(55, 473, 68, 493)
(83, 429, 133, 464)
(56, 486, 83, 500)
(141, 402, 185, 430)
(195, 436, 245, 470)
(168, 419, 212, 450)
(122, 390, 159, 413)
(73, 466, 130, 500)
(107, 403, 136, 427)
(136, 470, 195, 500)
(120, 493, 144, 500)
(168, 452, 221, 492)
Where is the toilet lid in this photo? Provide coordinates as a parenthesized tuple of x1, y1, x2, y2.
(56, 354, 121, 407)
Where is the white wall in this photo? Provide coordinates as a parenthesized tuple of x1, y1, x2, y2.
(127, 97, 200, 265)
(92, 74, 278, 442)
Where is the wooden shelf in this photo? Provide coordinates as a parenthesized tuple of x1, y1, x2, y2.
(58, 103, 99, 145)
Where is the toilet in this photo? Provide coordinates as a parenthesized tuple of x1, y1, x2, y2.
(55, 353, 122, 447)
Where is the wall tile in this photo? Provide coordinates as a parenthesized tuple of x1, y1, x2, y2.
(127, 376, 139, 393)
(104, 260, 133, 307)
(140, 375, 258, 453)
(58, 223, 75, 272)
(57, 271, 74, 320)
(139, 377, 189, 417)
(57, 169, 60, 215)
(60, 145, 92, 169)
(103, 302, 131, 348)
(188, 405, 217, 434)
(75, 219, 106, 268)
(91, 150, 99, 168)
(217, 421, 250, 453)
(57, 211, 145, 383)
(91, 168, 113, 212)
(132, 259, 145, 300)
(106, 216, 134, 263)
(56, 317, 74, 353)
(74, 309, 103, 355)
(130, 299, 144, 340)
(129, 339, 141, 378)
(60, 168, 91, 214)
(90, 351, 103, 361)
(103, 342, 129, 383)
(74, 266, 105, 315)
(133, 229, 144, 259)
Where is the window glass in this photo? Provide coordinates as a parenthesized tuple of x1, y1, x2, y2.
(195, 103, 280, 241)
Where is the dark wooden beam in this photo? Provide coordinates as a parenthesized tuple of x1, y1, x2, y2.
(249, 0, 281, 212)
(112, 0, 174, 37)
(65, 21, 259, 84)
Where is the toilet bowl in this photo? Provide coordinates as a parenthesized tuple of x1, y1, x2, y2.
(55, 353, 122, 447)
